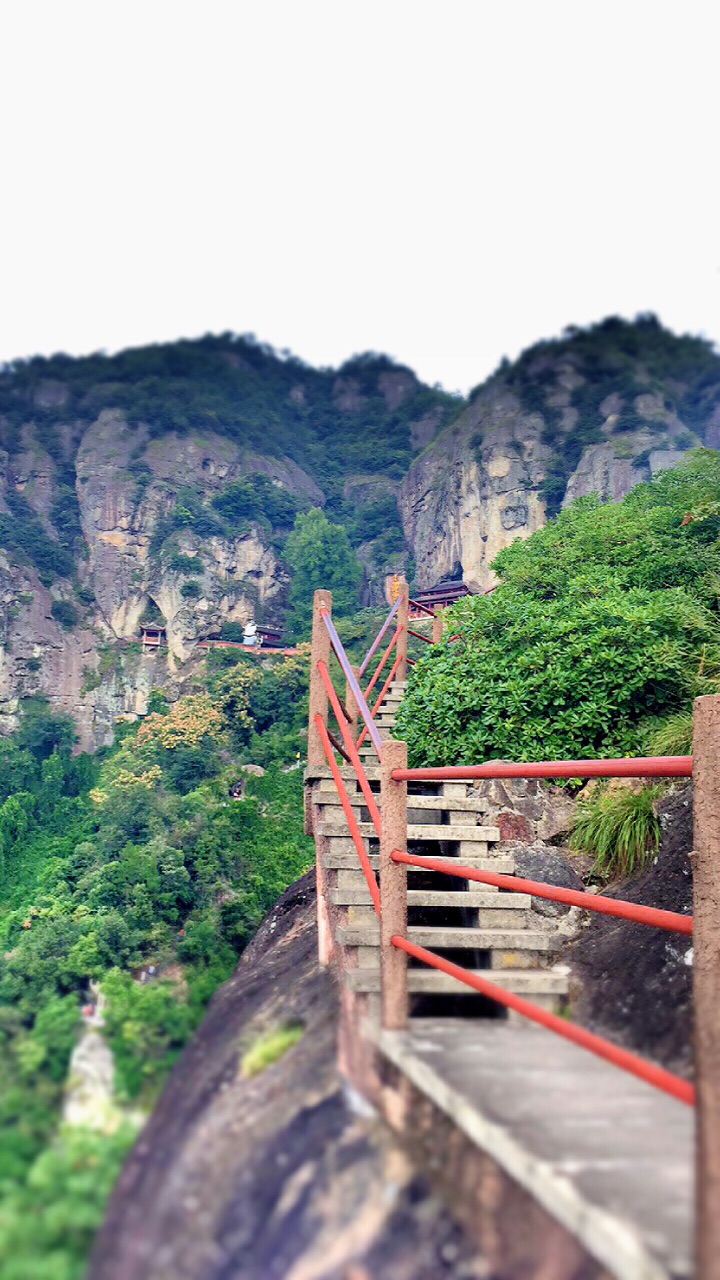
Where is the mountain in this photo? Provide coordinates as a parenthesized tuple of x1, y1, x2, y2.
(0, 316, 719, 747)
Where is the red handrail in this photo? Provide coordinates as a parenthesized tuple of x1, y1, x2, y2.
(356, 652, 403, 750)
(390, 850, 693, 934)
(315, 715, 380, 913)
(407, 628, 432, 644)
(317, 659, 381, 835)
(391, 936, 694, 1106)
(363, 625, 402, 700)
(392, 756, 693, 782)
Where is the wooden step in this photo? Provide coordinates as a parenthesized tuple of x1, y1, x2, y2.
(318, 822, 501, 843)
(330, 877, 517, 906)
(344, 969, 569, 996)
(323, 851, 517, 875)
(315, 791, 489, 814)
(336, 926, 557, 952)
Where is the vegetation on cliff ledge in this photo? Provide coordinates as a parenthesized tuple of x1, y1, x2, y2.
(397, 450, 720, 766)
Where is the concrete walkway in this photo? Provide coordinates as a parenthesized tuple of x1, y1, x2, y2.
(372, 1019, 694, 1280)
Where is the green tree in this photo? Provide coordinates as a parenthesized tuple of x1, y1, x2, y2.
(284, 508, 361, 636)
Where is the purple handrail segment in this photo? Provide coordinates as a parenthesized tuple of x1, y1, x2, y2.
(321, 610, 384, 757)
(358, 597, 400, 677)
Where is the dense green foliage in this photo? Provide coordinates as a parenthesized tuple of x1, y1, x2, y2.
(397, 452, 720, 765)
(284, 508, 362, 636)
(0, 653, 312, 1278)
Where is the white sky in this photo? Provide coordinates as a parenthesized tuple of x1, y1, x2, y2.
(1, 1, 718, 394)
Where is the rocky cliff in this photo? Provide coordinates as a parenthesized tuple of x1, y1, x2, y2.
(400, 318, 717, 590)
(1, 318, 719, 745)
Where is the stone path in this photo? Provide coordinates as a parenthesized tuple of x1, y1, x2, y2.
(372, 1018, 694, 1280)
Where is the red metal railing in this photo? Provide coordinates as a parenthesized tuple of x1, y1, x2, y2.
(387, 750, 695, 1106)
(391, 935, 694, 1106)
(356, 653, 403, 751)
(315, 715, 380, 913)
(363, 624, 403, 701)
(392, 756, 693, 782)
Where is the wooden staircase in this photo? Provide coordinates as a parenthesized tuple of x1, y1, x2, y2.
(313, 677, 570, 1016)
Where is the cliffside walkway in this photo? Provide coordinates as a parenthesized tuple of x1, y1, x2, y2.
(304, 580, 719, 1279)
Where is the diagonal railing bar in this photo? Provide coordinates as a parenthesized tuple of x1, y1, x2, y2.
(392, 756, 694, 782)
(317, 659, 381, 835)
(358, 597, 401, 677)
(315, 714, 380, 914)
(407, 627, 433, 643)
(363, 625, 402, 701)
(356, 652, 402, 751)
(390, 850, 694, 934)
(391, 935, 694, 1106)
(320, 609, 384, 757)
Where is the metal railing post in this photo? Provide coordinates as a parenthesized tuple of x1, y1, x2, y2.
(307, 589, 332, 772)
(692, 694, 720, 1279)
(397, 577, 409, 681)
(432, 604, 444, 645)
(380, 739, 408, 1029)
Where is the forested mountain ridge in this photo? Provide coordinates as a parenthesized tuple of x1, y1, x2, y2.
(0, 317, 719, 749)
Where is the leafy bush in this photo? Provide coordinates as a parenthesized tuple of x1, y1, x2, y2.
(180, 579, 202, 600)
(212, 472, 299, 530)
(168, 552, 200, 574)
(569, 784, 662, 878)
(51, 599, 79, 629)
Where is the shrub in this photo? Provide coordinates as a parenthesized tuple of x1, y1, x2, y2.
(51, 599, 79, 629)
(168, 552, 199, 574)
(569, 784, 662, 878)
(644, 712, 693, 757)
(180, 580, 202, 600)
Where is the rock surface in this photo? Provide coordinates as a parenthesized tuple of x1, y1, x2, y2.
(87, 874, 489, 1280)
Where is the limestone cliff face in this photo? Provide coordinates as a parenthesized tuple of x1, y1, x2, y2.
(400, 375, 701, 592)
(0, 412, 321, 747)
(400, 386, 552, 591)
(75, 411, 319, 657)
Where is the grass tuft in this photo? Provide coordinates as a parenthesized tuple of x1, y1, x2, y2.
(570, 784, 662, 879)
(240, 1022, 305, 1078)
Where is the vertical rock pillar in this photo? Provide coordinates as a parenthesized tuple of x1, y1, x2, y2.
(692, 693, 720, 1280)
(380, 739, 408, 1029)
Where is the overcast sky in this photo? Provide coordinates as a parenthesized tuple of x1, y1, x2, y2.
(1, 1, 718, 394)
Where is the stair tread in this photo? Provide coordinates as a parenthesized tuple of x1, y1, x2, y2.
(330, 881, 517, 906)
(337, 926, 557, 950)
(345, 970, 569, 994)
(323, 851, 516, 873)
(316, 794, 488, 813)
(319, 822, 500, 842)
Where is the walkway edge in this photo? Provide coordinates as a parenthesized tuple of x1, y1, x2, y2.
(368, 1023, 677, 1280)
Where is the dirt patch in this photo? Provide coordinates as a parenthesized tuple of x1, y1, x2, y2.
(567, 785, 693, 1075)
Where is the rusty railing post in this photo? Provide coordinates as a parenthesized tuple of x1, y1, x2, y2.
(380, 738, 408, 1029)
(397, 577, 409, 681)
(432, 604, 444, 645)
(307, 589, 332, 773)
(692, 694, 720, 1279)
(345, 663, 360, 739)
